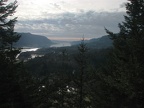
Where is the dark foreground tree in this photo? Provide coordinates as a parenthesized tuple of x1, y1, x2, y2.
(74, 39, 90, 108)
(0, 0, 27, 108)
(104, 0, 144, 107)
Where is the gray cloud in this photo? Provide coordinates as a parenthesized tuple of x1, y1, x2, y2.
(15, 10, 126, 40)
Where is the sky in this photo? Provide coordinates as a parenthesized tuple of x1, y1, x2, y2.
(11, 0, 127, 41)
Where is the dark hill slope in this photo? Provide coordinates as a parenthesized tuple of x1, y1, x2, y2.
(87, 35, 113, 49)
(15, 33, 53, 48)
(71, 35, 113, 49)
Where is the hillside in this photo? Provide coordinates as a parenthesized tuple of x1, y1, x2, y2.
(87, 35, 113, 49)
(15, 33, 53, 48)
(71, 35, 113, 49)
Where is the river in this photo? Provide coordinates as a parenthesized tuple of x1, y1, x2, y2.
(17, 42, 71, 59)
(21, 48, 39, 52)
(21, 42, 71, 52)
(50, 42, 71, 47)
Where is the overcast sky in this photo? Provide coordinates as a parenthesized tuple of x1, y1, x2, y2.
(12, 0, 127, 41)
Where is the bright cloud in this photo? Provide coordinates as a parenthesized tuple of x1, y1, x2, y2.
(15, 0, 126, 20)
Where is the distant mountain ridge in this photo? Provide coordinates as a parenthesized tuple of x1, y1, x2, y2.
(87, 35, 113, 49)
(71, 35, 113, 49)
(15, 33, 113, 49)
(15, 33, 53, 48)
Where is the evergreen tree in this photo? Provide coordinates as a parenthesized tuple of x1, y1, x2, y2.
(74, 38, 89, 108)
(104, 0, 144, 107)
(0, 0, 25, 108)
(0, 0, 20, 65)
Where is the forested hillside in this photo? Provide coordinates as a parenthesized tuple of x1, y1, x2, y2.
(15, 33, 53, 48)
(0, 0, 144, 108)
(71, 35, 113, 49)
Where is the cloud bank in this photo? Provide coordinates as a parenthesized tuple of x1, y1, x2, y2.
(12, 0, 127, 40)
(15, 10, 126, 40)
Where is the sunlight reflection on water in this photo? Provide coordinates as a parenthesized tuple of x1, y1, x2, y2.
(21, 48, 39, 52)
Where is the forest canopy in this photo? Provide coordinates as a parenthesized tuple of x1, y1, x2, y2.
(0, 0, 144, 108)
